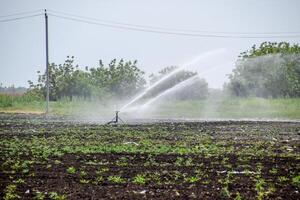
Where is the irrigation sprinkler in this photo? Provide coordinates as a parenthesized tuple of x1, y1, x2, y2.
(107, 111, 125, 124)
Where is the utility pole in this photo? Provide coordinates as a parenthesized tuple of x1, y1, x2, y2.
(45, 9, 49, 114)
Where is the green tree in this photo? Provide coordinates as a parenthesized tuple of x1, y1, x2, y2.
(29, 57, 146, 100)
(89, 59, 146, 99)
(227, 42, 300, 97)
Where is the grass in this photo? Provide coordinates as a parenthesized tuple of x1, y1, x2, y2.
(150, 97, 300, 119)
(0, 93, 299, 119)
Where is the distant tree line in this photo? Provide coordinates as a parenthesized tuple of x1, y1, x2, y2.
(28, 41, 300, 101)
(28, 57, 209, 101)
(28, 56, 146, 101)
(0, 84, 27, 95)
(226, 42, 300, 97)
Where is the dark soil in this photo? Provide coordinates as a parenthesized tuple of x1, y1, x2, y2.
(0, 113, 299, 199)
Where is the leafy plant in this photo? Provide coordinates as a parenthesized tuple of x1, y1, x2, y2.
(80, 170, 87, 177)
(234, 192, 242, 200)
(292, 175, 300, 188)
(48, 192, 66, 200)
(278, 176, 288, 183)
(184, 176, 199, 183)
(108, 176, 125, 184)
(269, 168, 278, 175)
(4, 184, 20, 200)
(132, 174, 146, 185)
(66, 166, 76, 174)
(255, 178, 275, 200)
(33, 191, 45, 200)
(220, 186, 230, 198)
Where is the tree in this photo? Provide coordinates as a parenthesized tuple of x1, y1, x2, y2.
(227, 42, 300, 97)
(29, 57, 146, 100)
(89, 59, 146, 99)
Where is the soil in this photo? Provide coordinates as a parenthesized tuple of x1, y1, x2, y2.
(0, 113, 299, 199)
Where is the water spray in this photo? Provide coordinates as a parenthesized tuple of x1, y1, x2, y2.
(120, 48, 226, 112)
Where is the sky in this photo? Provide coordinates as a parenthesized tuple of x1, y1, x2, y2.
(0, 0, 299, 88)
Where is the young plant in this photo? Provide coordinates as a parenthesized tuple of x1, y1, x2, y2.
(220, 186, 230, 198)
(234, 192, 242, 200)
(269, 168, 278, 175)
(292, 175, 300, 188)
(66, 166, 76, 174)
(49, 192, 66, 200)
(80, 170, 87, 177)
(132, 174, 146, 185)
(278, 176, 288, 183)
(34, 191, 45, 200)
(255, 178, 275, 200)
(4, 184, 20, 200)
(184, 176, 199, 184)
(108, 176, 125, 184)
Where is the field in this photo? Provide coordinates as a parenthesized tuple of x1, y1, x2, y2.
(0, 113, 299, 199)
(1, 96, 300, 120)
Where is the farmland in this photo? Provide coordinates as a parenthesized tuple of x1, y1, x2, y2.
(0, 113, 299, 199)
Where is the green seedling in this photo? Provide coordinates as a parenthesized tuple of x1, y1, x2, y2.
(66, 166, 76, 174)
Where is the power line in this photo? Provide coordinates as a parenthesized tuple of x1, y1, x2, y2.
(48, 9, 300, 36)
(49, 13, 300, 38)
(0, 14, 43, 23)
(0, 9, 43, 19)
(1, 9, 300, 38)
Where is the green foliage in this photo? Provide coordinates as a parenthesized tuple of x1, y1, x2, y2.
(255, 178, 276, 200)
(108, 175, 125, 184)
(184, 176, 199, 183)
(0, 92, 43, 108)
(66, 166, 76, 174)
(227, 42, 300, 97)
(0, 94, 13, 107)
(3, 184, 20, 200)
(89, 59, 146, 99)
(220, 187, 230, 198)
(234, 192, 242, 200)
(33, 191, 45, 200)
(48, 192, 66, 200)
(132, 174, 146, 185)
(79, 170, 87, 177)
(29, 56, 146, 101)
(292, 175, 300, 188)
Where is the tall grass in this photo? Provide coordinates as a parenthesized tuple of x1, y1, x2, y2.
(0, 93, 299, 119)
(0, 93, 43, 108)
(146, 97, 300, 119)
